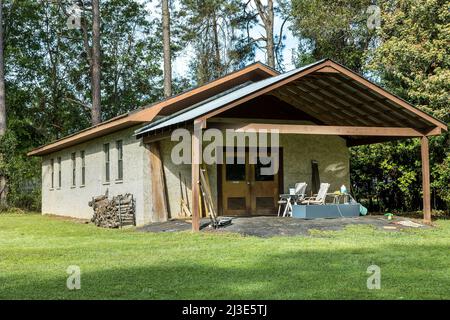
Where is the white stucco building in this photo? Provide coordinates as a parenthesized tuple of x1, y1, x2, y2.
(29, 60, 447, 228)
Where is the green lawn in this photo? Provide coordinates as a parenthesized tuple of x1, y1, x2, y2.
(0, 213, 449, 299)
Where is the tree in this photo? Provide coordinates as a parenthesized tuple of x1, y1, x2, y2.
(0, 0, 164, 210)
(91, 0, 101, 125)
(243, 0, 290, 70)
(180, 0, 256, 84)
(0, 0, 6, 204)
(254, 0, 274, 68)
(290, 0, 376, 72)
(367, 0, 450, 212)
(162, 0, 172, 98)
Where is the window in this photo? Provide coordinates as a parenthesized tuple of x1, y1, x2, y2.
(71, 153, 76, 187)
(57, 157, 62, 188)
(81, 151, 86, 186)
(50, 159, 54, 189)
(104, 143, 110, 183)
(116, 140, 123, 181)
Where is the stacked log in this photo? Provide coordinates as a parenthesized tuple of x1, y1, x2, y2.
(89, 193, 135, 228)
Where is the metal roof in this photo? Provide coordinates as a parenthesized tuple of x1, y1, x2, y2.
(135, 59, 327, 137)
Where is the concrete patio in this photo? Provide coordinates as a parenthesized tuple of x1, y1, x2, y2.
(136, 215, 429, 238)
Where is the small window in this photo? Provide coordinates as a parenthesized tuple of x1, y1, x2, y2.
(104, 143, 110, 183)
(116, 140, 123, 181)
(81, 151, 86, 186)
(57, 157, 62, 188)
(71, 153, 76, 187)
(50, 159, 54, 189)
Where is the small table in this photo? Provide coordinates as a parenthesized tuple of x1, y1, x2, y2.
(331, 193, 354, 205)
(278, 193, 302, 217)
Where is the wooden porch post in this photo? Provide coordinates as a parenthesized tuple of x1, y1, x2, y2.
(191, 124, 202, 232)
(421, 136, 431, 224)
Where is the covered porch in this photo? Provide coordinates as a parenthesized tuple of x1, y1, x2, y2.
(135, 59, 447, 231)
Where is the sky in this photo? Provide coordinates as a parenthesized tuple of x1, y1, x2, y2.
(142, 1, 299, 78)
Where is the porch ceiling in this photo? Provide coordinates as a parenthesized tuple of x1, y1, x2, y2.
(271, 72, 432, 130)
(135, 59, 447, 145)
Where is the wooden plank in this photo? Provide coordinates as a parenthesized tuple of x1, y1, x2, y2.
(305, 75, 420, 128)
(293, 81, 388, 126)
(191, 125, 202, 232)
(425, 127, 443, 136)
(315, 66, 340, 73)
(232, 123, 425, 137)
(268, 92, 337, 125)
(148, 142, 169, 222)
(280, 85, 365, 126)
(328, 62, 448, 131)
(197, 62, 329, 122)
(421, 136, 431, 224)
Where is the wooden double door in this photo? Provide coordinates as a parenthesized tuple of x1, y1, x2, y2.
(220, 148, 281, 216)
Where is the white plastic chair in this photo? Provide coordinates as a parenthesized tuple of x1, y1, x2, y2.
(301, 183, 330, 205)
(278, 182, 307, 217)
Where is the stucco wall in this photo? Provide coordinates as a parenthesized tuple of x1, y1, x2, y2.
(159, 139, 217, 218)
(41, 127, 350, 223)
(280, 134, 350, 195)
(41, 126, 152, 226)
(160, 133, 350, 218)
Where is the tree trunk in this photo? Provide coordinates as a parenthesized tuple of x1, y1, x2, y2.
(162, 0, 172, 98)
(0, 0, 7, 205)
(266, 0, 275, 68)
(212, 9, 221, 77)
(91, 0, 101, 125)
(255, 0, 275, 68)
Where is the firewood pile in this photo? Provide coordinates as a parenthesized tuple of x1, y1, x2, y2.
(88, 193, 135, 228)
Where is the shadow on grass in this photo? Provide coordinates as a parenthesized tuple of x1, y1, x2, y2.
(1, 243, 449, 300)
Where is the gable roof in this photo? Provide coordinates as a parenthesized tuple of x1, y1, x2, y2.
(135, 59, 447, 138)
(28, 62, 277, 156)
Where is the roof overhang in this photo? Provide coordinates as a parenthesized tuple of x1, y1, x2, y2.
(28, 62, 278, 156)
(135, 59, 447, 143)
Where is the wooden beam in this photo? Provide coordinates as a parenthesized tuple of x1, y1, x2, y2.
(191, 124, 202, 232)
(231, 123, 425, 137)
(275, 87, 357, 126)
(294, 80, 393, 127)
(148, 142, 169, 222)
(421, 136, 432, 224)
(316, 66, 340, 73)
(327, 62, 448, 131)
(196, 62, 328, 122)
(269, 91, 341, 125)
(305, 76, 421, 128)
(425, 127, 443, 136)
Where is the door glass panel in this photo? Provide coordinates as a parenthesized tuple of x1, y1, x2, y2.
(255, 157, 274, 181)
(225, 154, 246, 181)
(226, 164, 246, 181)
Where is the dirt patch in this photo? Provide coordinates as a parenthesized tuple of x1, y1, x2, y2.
(43, 213, 90, 224)
(137, 215, 431, 238)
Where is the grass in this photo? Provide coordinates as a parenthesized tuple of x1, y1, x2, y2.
(0, 213, 449, 300)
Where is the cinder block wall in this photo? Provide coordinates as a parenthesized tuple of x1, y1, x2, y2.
(41, 126, 152, 226)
